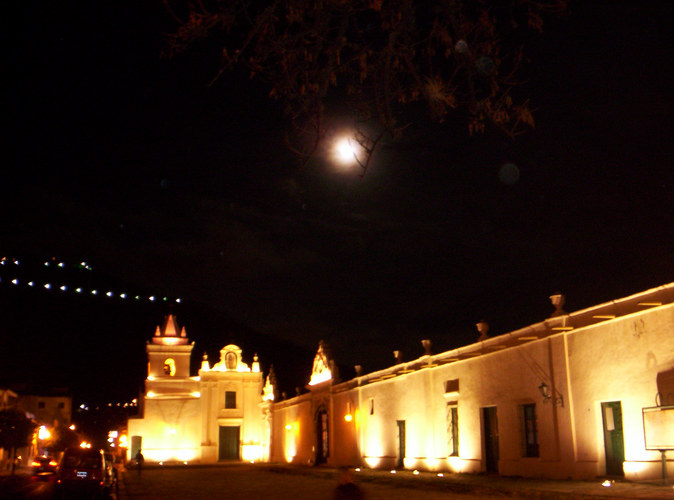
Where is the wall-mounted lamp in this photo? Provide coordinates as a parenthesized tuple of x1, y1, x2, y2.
(345, 402, 353, 422)
(538, 382, 564, 407)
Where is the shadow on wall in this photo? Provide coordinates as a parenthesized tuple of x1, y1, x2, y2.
(656, 368, 674, 406)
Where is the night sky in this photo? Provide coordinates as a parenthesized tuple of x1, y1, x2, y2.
(2, 1, 673, 404)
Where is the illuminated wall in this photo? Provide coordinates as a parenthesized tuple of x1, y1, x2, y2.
(268, 284, 674, 481)
(567, 302, 674, 480)
(128, 316, 271, 464)
(198, 345, 266, 463)
(129, 396, 202, 463)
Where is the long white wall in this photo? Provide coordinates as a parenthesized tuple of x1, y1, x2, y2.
(269, 285, 674, 481)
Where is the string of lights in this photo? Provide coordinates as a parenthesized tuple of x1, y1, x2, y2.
(0, 256, 182, 305)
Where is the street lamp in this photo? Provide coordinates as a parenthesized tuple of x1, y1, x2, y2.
(37, 425, 51, 456)
(37, 425, 51, 441)
(538, 382, 564, 407)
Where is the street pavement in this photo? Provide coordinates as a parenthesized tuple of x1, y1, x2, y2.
(120, 463, 674, 499)
(2, 462, 673, 499)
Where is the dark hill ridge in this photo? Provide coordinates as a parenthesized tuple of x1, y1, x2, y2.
(0, 259, 314, 404)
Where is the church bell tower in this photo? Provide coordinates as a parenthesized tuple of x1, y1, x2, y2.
(145, 314, 195, 394)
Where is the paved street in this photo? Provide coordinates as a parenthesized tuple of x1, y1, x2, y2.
(121, 464, 477, 500)
(120, 463, 674, 500)
(3, 462, 673, 499)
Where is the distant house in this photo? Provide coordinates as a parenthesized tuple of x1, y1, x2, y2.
(0, 387, 19, 467)
(19, 389, 72, 429)
(129, 283, 674, 481)
(1, 387, 71, 468)
(0, 387, 18, 410)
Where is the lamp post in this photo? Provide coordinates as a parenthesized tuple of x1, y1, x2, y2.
(37, 425, 51, 455)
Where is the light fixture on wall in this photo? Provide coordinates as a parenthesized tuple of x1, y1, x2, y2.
(538, 382, 564, 407)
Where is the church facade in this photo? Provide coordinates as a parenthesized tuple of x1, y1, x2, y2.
(127, 315, 273, 464)
(128, 283, 674, 481)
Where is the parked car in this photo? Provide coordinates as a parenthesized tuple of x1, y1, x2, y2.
(56, 447, 109, 498)
(31, 456, 58, 480)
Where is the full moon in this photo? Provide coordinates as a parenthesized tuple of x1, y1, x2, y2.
(335, 138, 356, 164)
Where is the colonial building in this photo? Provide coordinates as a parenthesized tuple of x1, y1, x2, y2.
(129, 283, 674, 482)
(270, 283, 674, 481)
(127, 315, 272, 464)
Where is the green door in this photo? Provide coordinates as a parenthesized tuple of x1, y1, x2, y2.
(130, 436, 142, 462)
(315, 409, 329, 465)
(482, 407, 499, 474)
(601, 402, 625, 476)
(396, 420, 406, 469)
(218, 426, 240, 460)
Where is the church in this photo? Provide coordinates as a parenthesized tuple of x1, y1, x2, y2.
(127, 315, 273, 464)
(128, 283, 674, 481)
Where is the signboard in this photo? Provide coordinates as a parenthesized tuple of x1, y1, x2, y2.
(643, 406, 674, 450)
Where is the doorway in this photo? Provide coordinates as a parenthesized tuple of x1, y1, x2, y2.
(130, 436, 142, 462)
(482, 407, 499, 473)
(315, 408, 329, 465)
(396, 420, 406, 469)
(601, 401, 625, 476)
(218, 426, 240, 460)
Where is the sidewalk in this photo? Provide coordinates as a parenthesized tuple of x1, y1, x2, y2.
(267, 464, 674, 499)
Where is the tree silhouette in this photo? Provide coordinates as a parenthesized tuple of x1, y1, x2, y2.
(0, 409, 37, 475)
(164, 0, 566, 175)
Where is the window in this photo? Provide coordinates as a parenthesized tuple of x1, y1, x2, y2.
(58, 402, 65, 409)
(521, 403, 539, 457)
(444, 379, 459, 395)
(369, 398, 374, 415)
(225, 391, 236, 409)
(226, 353, 237, 370)
(447, 403, 459, 456)
(38, 401, 45, 409)
(163, 358, 176, 376)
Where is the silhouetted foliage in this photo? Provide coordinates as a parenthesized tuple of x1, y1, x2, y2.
(0, 409, 36, 451)
(46, 425, 79, 453)
(0, 408, 36, 474)
(164, 0, 566, 174)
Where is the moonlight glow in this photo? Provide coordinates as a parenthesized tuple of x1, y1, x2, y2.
(334, 137, 357, 165)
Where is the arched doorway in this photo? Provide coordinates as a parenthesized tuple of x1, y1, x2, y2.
(315, 406, 329, 465)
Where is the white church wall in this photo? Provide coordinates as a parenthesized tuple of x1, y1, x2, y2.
(128, 396, 201, 463)
(567, 303, 674, 480)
